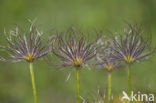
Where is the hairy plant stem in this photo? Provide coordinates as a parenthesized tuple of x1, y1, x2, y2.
(76, 68, 80, 103)
(29, 63, 38, 103)
(128, 64, 132, 97)
(108, 73, 111, 103)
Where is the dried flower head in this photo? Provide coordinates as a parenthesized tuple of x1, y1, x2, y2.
(111, 24, 155, 65)
(95, 36, 121, 72)
(0, 22, 50, 63)
(52, 29, 98, 68)
(96, 50, 119, 72)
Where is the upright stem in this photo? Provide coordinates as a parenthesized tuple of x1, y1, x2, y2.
(76, 68, 80, 103)
(128, 64, 132, 97)
(29, 63, 38, 103)
(108, 73, 111, 103)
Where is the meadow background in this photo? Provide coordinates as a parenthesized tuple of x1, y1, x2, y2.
(0, 0, 156, 103)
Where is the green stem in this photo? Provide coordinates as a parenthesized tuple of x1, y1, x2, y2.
(128, 65, 132, 97)
(108, 73, 111, 103)
(29, 63, 38, 103)
(76, 68, 80, 103)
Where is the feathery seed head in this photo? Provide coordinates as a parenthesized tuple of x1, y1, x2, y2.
(0, 21, 50, 63)
(111, 24, 155, 65)
(51, 28, 98, 68)
(95, 36, 121, 72)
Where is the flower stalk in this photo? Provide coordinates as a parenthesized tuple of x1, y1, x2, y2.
(29, 63, 38, 103)
(128, 64, 131, 97)
(108, 73, 111, 103)
(76, 68, 80, 103)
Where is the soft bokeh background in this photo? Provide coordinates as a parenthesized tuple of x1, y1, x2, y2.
(0, 0, 156, 103)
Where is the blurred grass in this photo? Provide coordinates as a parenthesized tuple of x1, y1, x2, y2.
(0, 0, 156, 103)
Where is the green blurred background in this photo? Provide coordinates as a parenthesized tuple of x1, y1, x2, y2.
(0, 0, 156, 103)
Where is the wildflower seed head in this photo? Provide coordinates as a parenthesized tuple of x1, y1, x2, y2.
(111, 24, 155, 65)
(51, 28, 98, 69)
(0, 21, 50, 63)
(95, 36, 121, 72)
